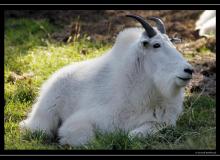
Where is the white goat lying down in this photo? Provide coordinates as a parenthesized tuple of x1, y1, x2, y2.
(20, 15, 194, 146)
(195, 10, 216, 37)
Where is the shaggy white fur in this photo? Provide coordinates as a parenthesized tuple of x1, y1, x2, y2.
(20, 26, 193, 146)
(195, 10, 216, 37)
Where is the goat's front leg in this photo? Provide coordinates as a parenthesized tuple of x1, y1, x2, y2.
(128, 121, 160, 138)
(58, 114, 95, 147)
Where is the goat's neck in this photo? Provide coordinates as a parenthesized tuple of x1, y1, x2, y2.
(117, 54, 156, 110)
(118, 54, 182, 111)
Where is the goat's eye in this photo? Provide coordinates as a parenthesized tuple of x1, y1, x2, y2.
(153, 43, 161, 48)
(142, 41, 149, 48)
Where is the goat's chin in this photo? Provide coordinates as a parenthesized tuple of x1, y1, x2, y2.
(175, 78, 191, 87)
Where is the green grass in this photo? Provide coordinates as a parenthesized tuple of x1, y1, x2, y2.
(4, 18, 216, 150)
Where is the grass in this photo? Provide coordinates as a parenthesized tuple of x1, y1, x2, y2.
(4, 18, 216, 150)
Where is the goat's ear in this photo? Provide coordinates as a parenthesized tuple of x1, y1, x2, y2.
(170, 37, 182, 44)
(141, 40, 149, 48)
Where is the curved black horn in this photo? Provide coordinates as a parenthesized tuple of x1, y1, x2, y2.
(147, 17, 166, 34)
(126, 14, 156, 38)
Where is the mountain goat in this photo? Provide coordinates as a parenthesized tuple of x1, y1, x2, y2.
(195, 10, 216, 37)
(20, 15, 194, 147)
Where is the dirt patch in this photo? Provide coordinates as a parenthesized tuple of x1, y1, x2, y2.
(5, 10, 216, 97)
(187, 57, 216, 97)
(7, 71, 34, 84)
(51, 10, 204, 43)
(188, 51, 216, 97)
(4, 10, 203, 42)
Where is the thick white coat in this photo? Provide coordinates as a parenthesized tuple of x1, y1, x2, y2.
(20, 27, 193, 146)
(195, 10, 216, 37)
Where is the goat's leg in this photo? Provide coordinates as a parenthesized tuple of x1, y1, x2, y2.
(19, 102, 59, 137)
(58, 114, 95, 147)
(128, 122, 160, 138)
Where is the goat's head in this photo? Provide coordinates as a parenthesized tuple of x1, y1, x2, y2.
(126, 15, 193, 96)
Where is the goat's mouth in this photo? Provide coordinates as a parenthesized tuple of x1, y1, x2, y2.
(177, 76, 192, 81)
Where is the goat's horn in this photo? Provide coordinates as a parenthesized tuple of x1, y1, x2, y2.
(147, 17, 166, 34)
(126, 14, 156, 38)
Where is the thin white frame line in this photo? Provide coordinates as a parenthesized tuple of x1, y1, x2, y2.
(0, 154, 218, 156)
(0, 3, 220, 6)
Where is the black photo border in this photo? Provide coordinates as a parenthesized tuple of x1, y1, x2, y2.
(1, 3, 219, 157)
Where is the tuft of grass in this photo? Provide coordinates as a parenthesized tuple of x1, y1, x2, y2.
(21, 130, 55, 145)
(4, 18, 216, 150)
(84, 128, 132, 150)
(12, 80, 37, 103)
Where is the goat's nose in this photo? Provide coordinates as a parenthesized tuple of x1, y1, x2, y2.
(184, 68, 194, 75)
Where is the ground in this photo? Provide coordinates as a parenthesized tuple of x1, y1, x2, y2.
(4, 10, 216, 150)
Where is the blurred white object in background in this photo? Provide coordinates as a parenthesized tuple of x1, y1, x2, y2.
(195, 10, 216, 37)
